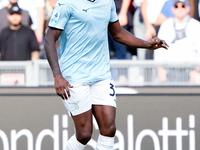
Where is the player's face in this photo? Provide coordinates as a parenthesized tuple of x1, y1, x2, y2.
(7, 14, 22, 26)
(172, 2, 190, 20)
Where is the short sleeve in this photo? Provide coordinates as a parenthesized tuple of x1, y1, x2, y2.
(48, 0, 71, 30)
(109, 0, 118, 23)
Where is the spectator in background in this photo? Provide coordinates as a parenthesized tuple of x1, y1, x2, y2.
(109, 0, 132, 60)
(154, 0, 200, 83)
(156, 0, 195, 25)
(141, 0, 167, 59)
(0, 5, 40, 61)
(45, 0, 57, 26)
(46, 0, 57, 8)
(2, 0, 45, 43)
(0, 0, 32, 33)
(45, 0, 57, 30)
(18, 0, 45, 44)
(40, 0, 60, 59)
(133, 0, 146, 60)
(108, 0, 133, 82)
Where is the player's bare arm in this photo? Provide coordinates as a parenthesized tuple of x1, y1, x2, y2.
(44, 27, 73, 100)
(108, 21, 169, 50)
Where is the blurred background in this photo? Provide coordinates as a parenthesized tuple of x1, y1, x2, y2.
(0, 0, 200, 150)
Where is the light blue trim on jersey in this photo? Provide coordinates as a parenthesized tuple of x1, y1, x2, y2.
(49, 0, 118, 84)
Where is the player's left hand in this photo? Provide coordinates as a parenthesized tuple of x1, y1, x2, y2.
(147, 37, 169, 50)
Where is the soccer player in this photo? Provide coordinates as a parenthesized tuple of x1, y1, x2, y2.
(44, 0, 168, 149)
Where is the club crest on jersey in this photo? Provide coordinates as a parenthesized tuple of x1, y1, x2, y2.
(50, 12, 60, 24)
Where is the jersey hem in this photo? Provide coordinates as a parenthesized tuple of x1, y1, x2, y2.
(109, 19, 119, 24)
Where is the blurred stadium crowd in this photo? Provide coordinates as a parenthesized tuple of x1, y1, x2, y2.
(0, 0, 200, 85)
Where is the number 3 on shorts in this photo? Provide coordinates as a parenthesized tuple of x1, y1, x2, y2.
(110, 83, 115, 96)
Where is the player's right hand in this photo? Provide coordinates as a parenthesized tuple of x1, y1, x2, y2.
(54, 75, 73, 100)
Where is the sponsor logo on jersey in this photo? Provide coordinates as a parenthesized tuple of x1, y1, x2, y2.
(58, 3, 65, 6)
(82, 8, 89, 12)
